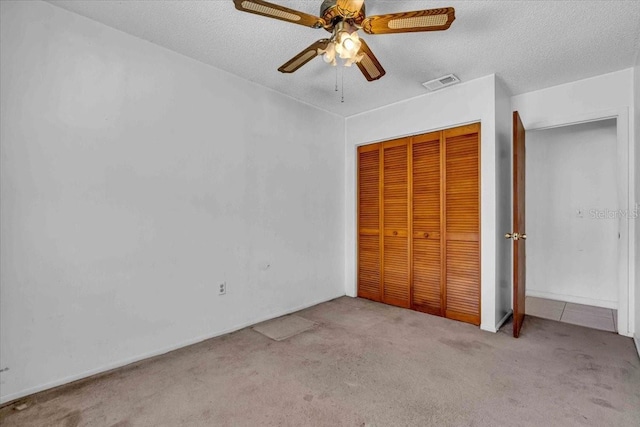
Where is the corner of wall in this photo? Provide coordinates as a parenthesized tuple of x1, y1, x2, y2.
(494, 76, 513, 330)
(634, 63, 640, 350)
(344, 115, 356, 298)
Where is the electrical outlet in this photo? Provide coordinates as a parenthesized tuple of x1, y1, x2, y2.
(218, 282, 226, 296)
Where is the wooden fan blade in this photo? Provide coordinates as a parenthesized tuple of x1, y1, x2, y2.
(278, 39, 330, 74)
(362, 7, 455, 34)
(356, 39, 385, 81)
(336, 0, 365, 16)
(233, 0, 325, 28)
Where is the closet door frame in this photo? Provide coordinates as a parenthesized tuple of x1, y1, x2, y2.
(356, 123, 481, 325)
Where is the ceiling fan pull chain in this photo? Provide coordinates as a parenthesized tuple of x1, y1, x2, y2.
(335, 66, 338, 92)
(341, 66, 345, 103)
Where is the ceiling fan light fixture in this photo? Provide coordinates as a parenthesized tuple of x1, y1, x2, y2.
(342, 37, 355, 51)
(318, 43, 337, 65)
(322, 52, 335, 64)
(343, 52, 364, 67)
(335, 30, 362, 61)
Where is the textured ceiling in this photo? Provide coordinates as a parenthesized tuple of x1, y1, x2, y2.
(46, 0, 640, 117)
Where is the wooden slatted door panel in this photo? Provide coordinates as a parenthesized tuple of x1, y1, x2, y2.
(411, 132, 442, 315)
(444, 125, 481, 325)
(358, 145, 381, 301)
(382, 139, 410, 308)
(357, 124, 480, 326)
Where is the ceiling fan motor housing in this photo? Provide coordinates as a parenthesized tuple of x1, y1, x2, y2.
(321, 0, 366, 31)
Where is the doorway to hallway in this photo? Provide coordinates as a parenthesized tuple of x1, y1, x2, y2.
(524, 119, 620, 332)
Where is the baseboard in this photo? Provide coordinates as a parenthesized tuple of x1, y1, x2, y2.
(525, 290, 617, 309)
(634, 335, 640, 361)
(0, 292, 345, 406)
(480, 310, 513, 333)
(480, 324, 497, 333)
(496, 310, 513, 331)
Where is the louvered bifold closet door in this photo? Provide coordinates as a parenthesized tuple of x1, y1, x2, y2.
(358, 144, 382, 301)
(411, 132, 443, 315)
(382, 139, 410, 308)
(444, 124, 481, 325)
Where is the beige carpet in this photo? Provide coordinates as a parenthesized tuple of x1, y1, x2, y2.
(1, 296, 639, 426)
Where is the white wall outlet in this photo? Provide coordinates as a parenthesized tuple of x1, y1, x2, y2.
(218, 282, 226, 296)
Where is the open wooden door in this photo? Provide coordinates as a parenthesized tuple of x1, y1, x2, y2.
(511, 111, 526, 338)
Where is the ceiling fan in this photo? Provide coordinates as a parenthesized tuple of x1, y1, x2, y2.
(232, 0, 455, 81)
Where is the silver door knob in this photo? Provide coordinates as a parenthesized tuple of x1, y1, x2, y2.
(505, 232, 526, 241)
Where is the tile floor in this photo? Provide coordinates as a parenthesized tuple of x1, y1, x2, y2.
(525, 296, 617, 332)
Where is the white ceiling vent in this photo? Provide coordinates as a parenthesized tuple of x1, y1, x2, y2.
(422, 74, 460, 92)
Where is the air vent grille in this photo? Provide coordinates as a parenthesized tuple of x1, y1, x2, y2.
(422, 74, 460, 92)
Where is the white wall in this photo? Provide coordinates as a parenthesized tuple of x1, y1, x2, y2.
(345, 75, 502, 332)
(512, 68, 636, 337)
(526, 120, 619, 307)
(495, 78, 512, 325)
(634, 62, 640, 353)
(0, 1, 345, 403)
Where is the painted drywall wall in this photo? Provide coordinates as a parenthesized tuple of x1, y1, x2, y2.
(494, 77, 513, 326)
(345, 75, 501, 332)
(512, 68, 636, 336)
(526, 120, 619, 307)
(0, 1, 345, 403)
(634, 62, 640, 353)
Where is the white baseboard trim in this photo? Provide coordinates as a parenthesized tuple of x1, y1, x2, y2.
(634, 335, 640, 360)
(496, 310, 513, 331)
(480, 310, 513, 334)
(0, 293, 345, 406)
(525, 290, 618, 310)
(480, 324, 497, 333)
